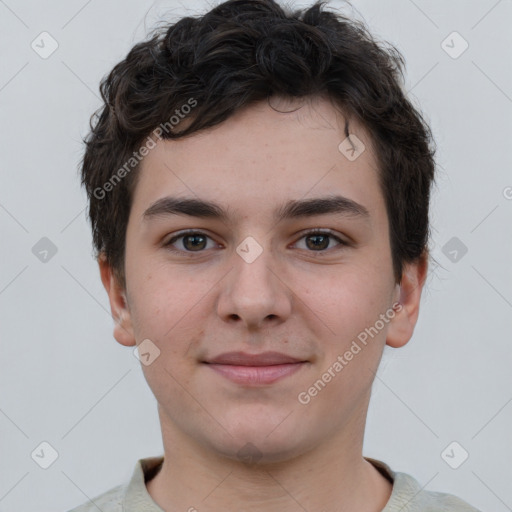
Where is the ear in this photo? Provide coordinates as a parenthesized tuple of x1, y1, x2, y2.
(98, 253, 136, 347)
(386, 253, 428, 349)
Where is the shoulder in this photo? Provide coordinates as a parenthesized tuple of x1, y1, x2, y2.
(365, 458, 481, 512)
(66, 483, 124, 512)
(391, 471, 482, 511)
(65, 456, 164, 512)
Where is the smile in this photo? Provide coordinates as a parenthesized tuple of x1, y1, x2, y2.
(202, 351, 308, 386)
(205, 362, 305, 385)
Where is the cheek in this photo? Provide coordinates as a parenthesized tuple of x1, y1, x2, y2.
(299, 269, 392, 409)
(298, 267, 394, 405)
(127, 267, 219, 389)
(303, 261, 393, 336)
(128, 260, 204, 332)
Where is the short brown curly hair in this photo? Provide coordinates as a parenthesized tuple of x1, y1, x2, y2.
(81, 0, 436, 289)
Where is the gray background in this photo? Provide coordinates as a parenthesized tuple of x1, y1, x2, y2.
(0, 0, 511, 510)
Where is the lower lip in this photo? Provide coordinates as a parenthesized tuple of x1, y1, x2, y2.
(205, 363, 305, 385)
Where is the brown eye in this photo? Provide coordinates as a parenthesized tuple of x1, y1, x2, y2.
(182, 234, 207, 251)
(165, 231, 216, 253)
(295, 230, 346, 252)
(305, 233, 330, 250)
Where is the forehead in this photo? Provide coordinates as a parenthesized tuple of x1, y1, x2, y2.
(130, 96, 384, 223)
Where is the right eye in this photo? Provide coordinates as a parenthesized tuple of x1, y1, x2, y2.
(164, 230, 219, 253)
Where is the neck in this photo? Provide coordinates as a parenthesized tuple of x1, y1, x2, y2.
(146, 409, 392, 512)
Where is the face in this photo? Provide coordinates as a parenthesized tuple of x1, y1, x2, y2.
(104, 96, 423, 464)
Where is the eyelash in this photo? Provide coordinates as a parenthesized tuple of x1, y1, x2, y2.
(163, 229, 347, 255)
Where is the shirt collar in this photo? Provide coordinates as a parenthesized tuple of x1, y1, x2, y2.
(123, 456, 165, 511)
(122, 455, 423, 512)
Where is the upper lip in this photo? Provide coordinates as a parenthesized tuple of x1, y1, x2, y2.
(204, 351, 306, 366)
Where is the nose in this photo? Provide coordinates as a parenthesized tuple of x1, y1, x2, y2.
(216, 243, 292, 331)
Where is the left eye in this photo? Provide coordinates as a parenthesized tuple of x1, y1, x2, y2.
(164, 230, 345, 254)
(294, 230, 345, 252)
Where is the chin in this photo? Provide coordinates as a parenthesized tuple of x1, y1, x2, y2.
(203, 418, 313, 466)
(215, 438, 308, 466)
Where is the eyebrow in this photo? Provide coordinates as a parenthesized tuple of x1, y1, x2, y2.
(142, 195, 370, 223)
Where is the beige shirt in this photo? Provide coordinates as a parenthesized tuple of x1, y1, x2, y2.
(68, 456, 481, 511)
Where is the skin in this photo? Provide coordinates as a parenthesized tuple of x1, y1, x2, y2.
(99, 95, 427, 512)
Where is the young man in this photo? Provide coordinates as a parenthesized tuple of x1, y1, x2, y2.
(71, 0, 480, 510)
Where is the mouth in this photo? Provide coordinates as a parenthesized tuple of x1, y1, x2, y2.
(202, 351, 308, 386)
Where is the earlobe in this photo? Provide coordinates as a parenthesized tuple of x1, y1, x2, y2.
(98, 254, 136, 347)
(386, 254, 428, 349)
